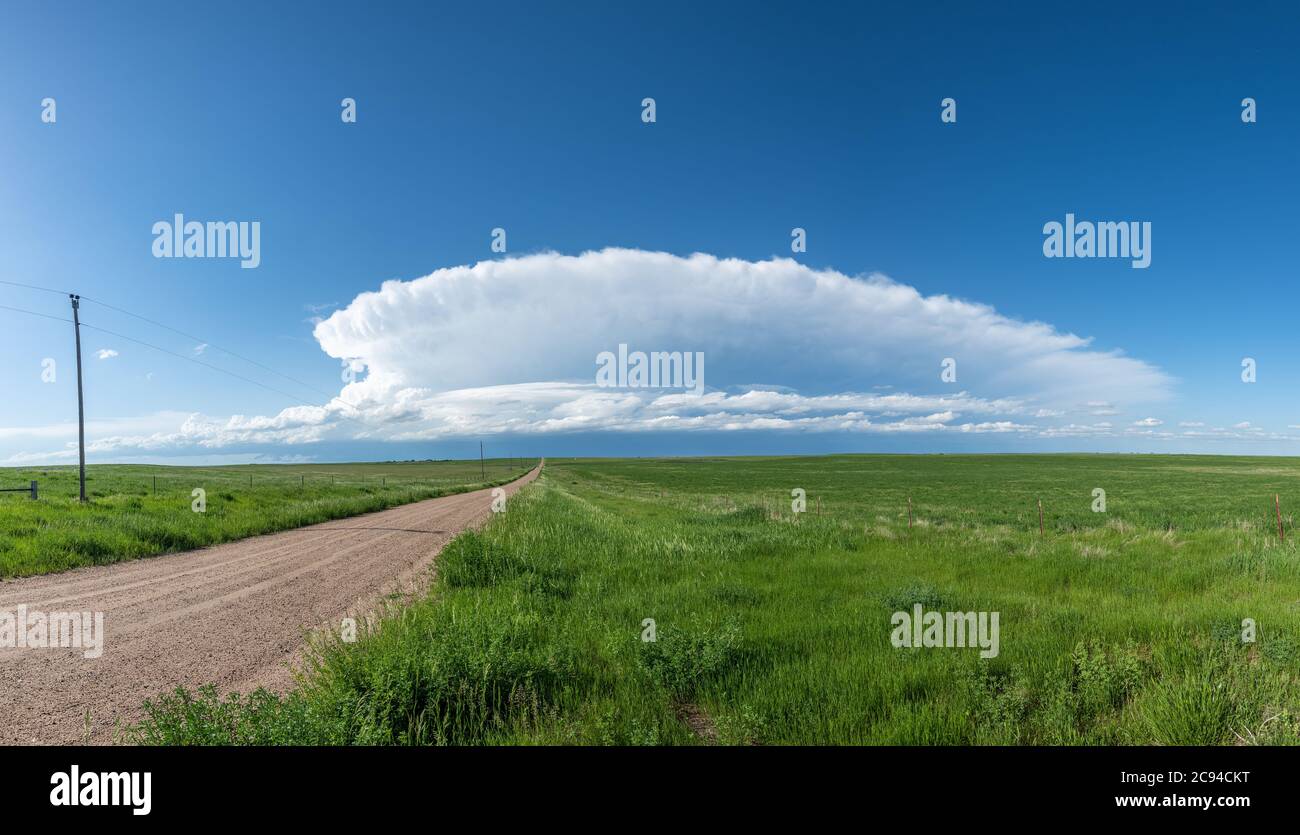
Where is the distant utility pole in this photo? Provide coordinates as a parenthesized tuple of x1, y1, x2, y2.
(70, 294, 87, 503)
(480, 441, 485, 480)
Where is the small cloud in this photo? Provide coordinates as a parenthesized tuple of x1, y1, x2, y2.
(1084, 401, 1120, 416)
(1133, 417, 1163, 427)
(193, 343, 208, 356)
(1233, 421, 1252, 430)
(95, 348, 118, 360)
(729, 383, 797, 394)
(145, 372, 154, 382)
(1179, 421, 1204, 428)
(304, 302, 340, 325)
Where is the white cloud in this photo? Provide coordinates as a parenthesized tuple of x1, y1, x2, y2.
(95, 348, 118, 360)
(193, 343, 208, 355)
(303, 302, 340, 326)
(1085, 400, 1121, 416)
(1133, 417, 1163, 427)
(1036, 421, 1115, 438)
(7, 249, 1190, 461)
(307, 249, 1174, 435)
(314, 250, 1173, 407)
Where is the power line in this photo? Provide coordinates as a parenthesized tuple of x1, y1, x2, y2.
(3, 286, 368, 490)
(79, 320, 361, 418)
(77, 321, 324, 408)
(0, 278, 74, 297)
(0, 302, 73, 325)
(2, 280, 362, 417)
(78, 293, 339, 401)
(1, 300, 326, 407)
(1, 277, 337, 400)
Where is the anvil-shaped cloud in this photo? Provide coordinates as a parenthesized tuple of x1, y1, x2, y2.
(307, 248, 1172, 436)
(5, 249, 1182, 462)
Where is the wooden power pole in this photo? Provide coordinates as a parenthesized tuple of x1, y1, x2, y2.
(70, 294, 87, 502)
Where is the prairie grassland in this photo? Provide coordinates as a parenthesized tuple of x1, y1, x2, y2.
(0, 458, 536, 578)
(130, 454, 1300, 745)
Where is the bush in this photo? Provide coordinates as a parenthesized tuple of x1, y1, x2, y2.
(635, 620, 742, 699)
(126, 685, 312, 745)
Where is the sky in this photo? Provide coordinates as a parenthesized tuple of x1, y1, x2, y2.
(1, 0, 1298, 465)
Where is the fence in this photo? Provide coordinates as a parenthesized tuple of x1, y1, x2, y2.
(0, 481, 38, 500)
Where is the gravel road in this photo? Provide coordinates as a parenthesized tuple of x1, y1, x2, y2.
(0, 465, 540, 744)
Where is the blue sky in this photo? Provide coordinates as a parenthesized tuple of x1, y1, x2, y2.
(1, 0, 1298, 464)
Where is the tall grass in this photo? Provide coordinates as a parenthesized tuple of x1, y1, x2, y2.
(0, 459, 536, 577)
(127, 454, 1300, 745)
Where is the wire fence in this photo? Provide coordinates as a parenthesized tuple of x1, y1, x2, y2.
(0, 460, 540, 500)
(0, 481, 38, 500)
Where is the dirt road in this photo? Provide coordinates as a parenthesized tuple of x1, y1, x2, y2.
(0, 465, 540, 744)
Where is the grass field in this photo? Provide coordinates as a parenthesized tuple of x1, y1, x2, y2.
(0, 458, 536, 578)
(129, 453, 1300, 746)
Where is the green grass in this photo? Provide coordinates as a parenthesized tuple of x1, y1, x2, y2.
(0, 458, 537, 578)
(124, 453, 1300, 745)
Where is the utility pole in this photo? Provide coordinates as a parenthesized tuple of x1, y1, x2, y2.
(480, 441, 485, 480)
(70, 294, 87, 503)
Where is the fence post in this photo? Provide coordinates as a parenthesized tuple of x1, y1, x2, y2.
(29, 480, 37, 500)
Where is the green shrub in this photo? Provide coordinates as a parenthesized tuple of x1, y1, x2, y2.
(635, 620, 742, 699)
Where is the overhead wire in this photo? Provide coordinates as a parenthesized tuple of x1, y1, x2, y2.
(0, 279, 357, 414)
